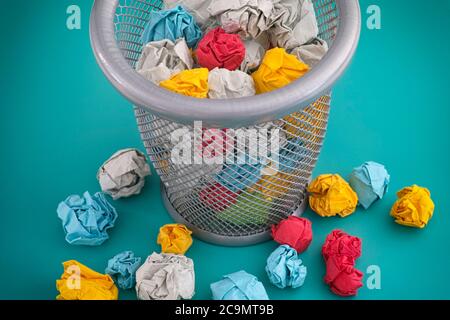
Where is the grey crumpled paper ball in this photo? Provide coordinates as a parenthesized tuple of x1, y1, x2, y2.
(207, 0, 275, 39)
(291, 38, 329, 67)
(136, 38, 193, 84)
(97, 148, 151, 200)
(268, 0, 319, 50)
(135, 253, 195, 300)
(240, 39, 267, 72)
(208, 68, 256, 99)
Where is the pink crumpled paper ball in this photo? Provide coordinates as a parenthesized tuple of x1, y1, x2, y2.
(271, 216, 313, 253)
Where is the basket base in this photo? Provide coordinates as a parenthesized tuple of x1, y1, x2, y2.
(160, 181, 308, 246)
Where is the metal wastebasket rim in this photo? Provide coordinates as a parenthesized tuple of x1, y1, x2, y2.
(90, 0, 361, 128)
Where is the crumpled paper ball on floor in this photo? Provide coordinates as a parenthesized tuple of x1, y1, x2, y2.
(196, 27, 246, 71)
(160, 68, 209, 98)
(322, 229, 362, 263)
(97, 148, 151, 200)
(207, 0, 275, 39)
(199, 182, 239, 212)
(271, 216, 313, 253)
(390, 185, 435, 228)
(56, 260, 118, 300)
(348, 161, 390, 209)
(141, 5, 202, 48)
(322, 230, 363, 297)
(210, 270, 269, 300)
(266, 245, 307, 289)
(217, 191, 269, 225)
(252, 47, 310, 94)
(57, 191, 118, 246)
(291, 38, 329, 67)
(308, 174, 358, 218)
(157, 224, 193, 255)
(165, 0, 213, 27)
(105, 251, 142, 290)
(268, 0, 319, 50)
(323, 254, 363, 297)
(208, 68, 255, 99)
(136, 39, 194, 84)
(135, 253, 195, 300)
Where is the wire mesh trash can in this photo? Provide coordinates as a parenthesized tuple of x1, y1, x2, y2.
(90, 0, 361, 246)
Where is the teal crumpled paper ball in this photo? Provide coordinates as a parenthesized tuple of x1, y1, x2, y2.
(57, 191, 118, 246)
(210, 270, 269, 300)
(141, 5, 202, 48)
(348, 161, 390, 209)
(105, 251, 142, 290)
(265, 245, 307, 289)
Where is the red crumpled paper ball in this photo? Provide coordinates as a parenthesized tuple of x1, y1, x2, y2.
(322, 230, 363, 297)
(324, 255, 364, 297)
(271, 216, 313, 253)
(199, 183, 239, 212)
(322, 229, 362, 262)
(196, 27, 246, 71)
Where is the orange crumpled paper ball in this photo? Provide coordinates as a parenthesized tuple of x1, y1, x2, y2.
(157, 223, 193, 254)
(308, 174, 358, 218)
(390, 185, 435, 228)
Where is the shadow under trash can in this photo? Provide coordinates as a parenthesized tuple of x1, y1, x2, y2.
(89, 0, 361, 246)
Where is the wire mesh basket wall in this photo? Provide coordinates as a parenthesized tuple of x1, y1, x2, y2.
(91, 0, 360, 245)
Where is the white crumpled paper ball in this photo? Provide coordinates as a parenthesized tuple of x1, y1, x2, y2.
(208, 68, 256, 99)
(135, 253, 195, 300)
(97, 148, 151, 200)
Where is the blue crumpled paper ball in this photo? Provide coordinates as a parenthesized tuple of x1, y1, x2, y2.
(210, 270, 269, 300)
(349, 161, 390, 209)
(105, 251, 142, 290)
(141, 5, 202, 48)
(57, 191, 118, 246)
(265, 245, 307, 289)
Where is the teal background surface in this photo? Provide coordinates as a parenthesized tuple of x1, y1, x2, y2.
(1, 0, 449, 300)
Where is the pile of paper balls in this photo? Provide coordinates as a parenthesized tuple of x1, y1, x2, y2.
(136, 0, 329, 99)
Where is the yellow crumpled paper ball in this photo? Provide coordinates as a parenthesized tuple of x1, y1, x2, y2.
(308, 174, 358, 218)
(252, 47, 310, 94)
(56, 260, 118, 300)
(157, 223, 193, 254)
(390, 185, 435, 228)
(159, 68, 209, 98)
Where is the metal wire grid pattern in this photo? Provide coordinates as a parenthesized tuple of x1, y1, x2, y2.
(114, 0, 338, 238)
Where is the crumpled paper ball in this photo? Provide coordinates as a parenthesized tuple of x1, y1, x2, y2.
(252, 47, 310, 94)
(322, 229, 362, 263)
(265, 245, 307, 289)
(271, 216, 313, 253)
(217, 191, 269, 225)
(216, 160, 263, 192)
(324, 254, 364, 297)
(207, 0, 275, 39)
(105, 251, 142, 290)
(268, 0, 319, 50)
(390, 185, 435, 228)
(291, 38, 329, 67)
(164, 0, 213, 27)
(208, 68, 255, 99)
(240, 39, 266, 72)
(97, 148, 151, 200)
(136, 39, 194, 84)
(322, 230, 363, 297)
(157, 223, 193, 254)
(141, 5, 202, 48)
(57, 191, 118, 246)
(135, 253, 195, 300)
(56, 260, 118, 300)
(211, 270, 269, 300)
(160, 68, 209, 98)
(196, 27, 246, 71)
(348, 161, 390, 209)
(308, 174, 358, 218)
(199, 182, 239, 212)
